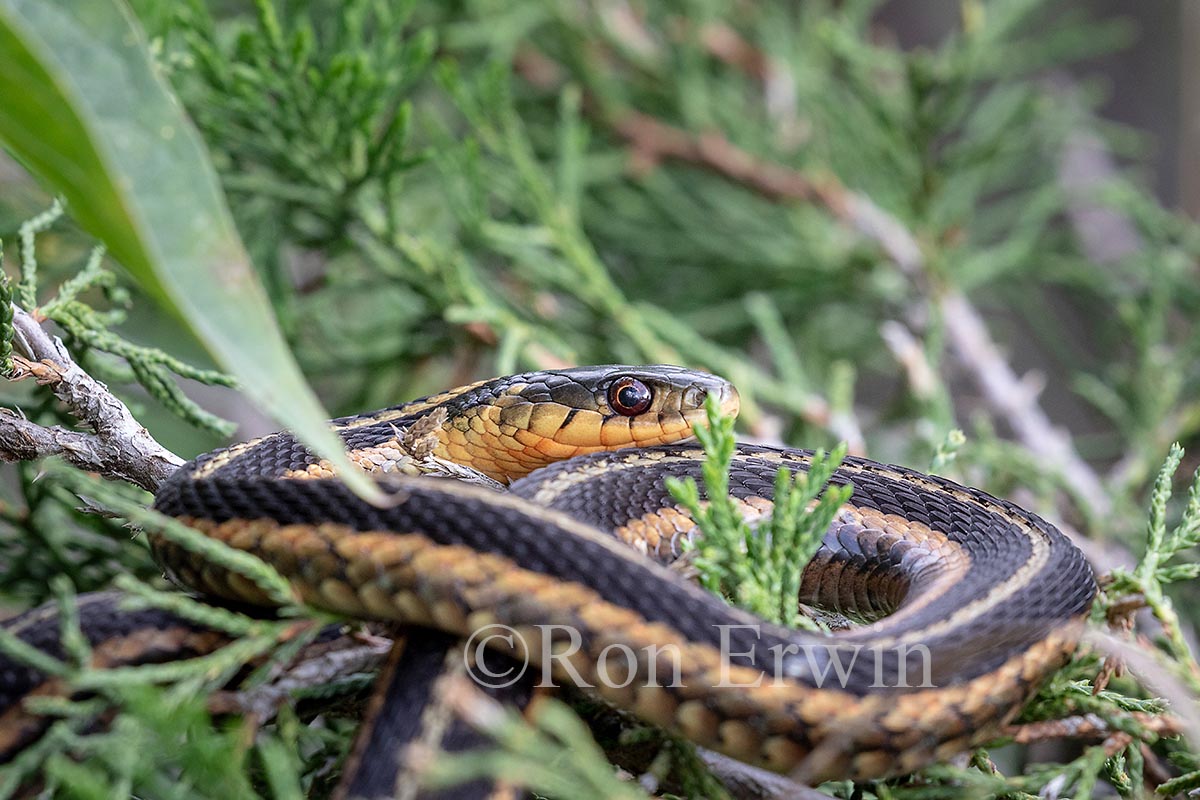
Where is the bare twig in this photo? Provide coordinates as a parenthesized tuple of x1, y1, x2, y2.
(1102, 731, 1134, 758)
(1086, 628, 1200, 747)
(1, 304, 184, 491)
(209, 629, 393, 719)
(880, 320, 939, 401)
(614, 112, 823, 199)
(610, 110, 925, 275)
(941, 292, 1111, 516)
(1002, 712, 1184, 745)
(697, 749, 830, 800)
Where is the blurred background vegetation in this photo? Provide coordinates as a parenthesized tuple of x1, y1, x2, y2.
(3, 0, 1200, 797)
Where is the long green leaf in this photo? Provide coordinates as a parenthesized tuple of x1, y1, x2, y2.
(0, 0, 380, 500)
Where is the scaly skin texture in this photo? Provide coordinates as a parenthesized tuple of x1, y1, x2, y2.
(150, 363, 1095, 783)
(0, 593, 228, 762)
(5, 366, 1097, 786)
(151, 457, 1093, 783)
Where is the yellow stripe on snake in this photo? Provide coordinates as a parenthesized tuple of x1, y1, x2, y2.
(0, 365, 1095, 789)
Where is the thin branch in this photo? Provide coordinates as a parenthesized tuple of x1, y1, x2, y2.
(941, 292, 1111, 516)
(609, 110, 924, 275)
(209, 629, 393, 719)
(1086, 628, 1200, 747)
(697, 749, 830, 800)
(613, 112, 817, 197)
(880, 320, 940, 402)
(1, 304, 183, 491)
(1002, 712, 1184, 745)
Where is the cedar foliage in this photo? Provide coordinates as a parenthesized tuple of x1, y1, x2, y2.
(2, 1, 1200, 797)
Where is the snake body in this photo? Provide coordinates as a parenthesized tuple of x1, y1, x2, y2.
(1, 365, 1096, 786)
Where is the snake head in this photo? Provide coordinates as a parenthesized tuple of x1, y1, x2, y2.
(435, 364, 739, 483)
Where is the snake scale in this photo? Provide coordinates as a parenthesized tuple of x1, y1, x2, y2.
(0, 365, 1096, 789)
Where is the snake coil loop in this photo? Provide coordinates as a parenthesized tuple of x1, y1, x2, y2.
(1, 365, 1096, 788)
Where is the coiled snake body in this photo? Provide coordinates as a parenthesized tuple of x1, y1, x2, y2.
(1, 365, 1096, 788)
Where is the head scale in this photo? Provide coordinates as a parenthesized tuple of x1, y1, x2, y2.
(434, 365, 739, 483)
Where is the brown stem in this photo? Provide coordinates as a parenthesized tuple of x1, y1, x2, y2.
(1003, 712, 1184, 745)
(2, 305, 183, 491)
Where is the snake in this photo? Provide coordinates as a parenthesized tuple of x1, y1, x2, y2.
(0, 364, 1097, 790)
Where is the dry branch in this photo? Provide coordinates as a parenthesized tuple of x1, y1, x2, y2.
(1003, 712, 1184, 745)
(697, 749, 830, 800)
(209, 629, 393, 719)
(940, 292, 1110, 516)
(1, 304, 183, 491)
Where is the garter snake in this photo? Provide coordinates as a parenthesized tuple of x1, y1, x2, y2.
(0, 365, 1096, 788)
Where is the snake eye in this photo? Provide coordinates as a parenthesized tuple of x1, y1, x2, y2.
(608, 377, 653, 416)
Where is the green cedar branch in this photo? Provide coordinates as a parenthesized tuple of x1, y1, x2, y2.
(514, 46, 1109, 519)
(665, 395, 851, 631)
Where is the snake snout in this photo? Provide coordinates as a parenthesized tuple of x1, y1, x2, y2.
(715, 381, 740, 416)
(682, 379, 740, 419)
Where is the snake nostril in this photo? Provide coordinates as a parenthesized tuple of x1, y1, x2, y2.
(684, 386, 707, 408)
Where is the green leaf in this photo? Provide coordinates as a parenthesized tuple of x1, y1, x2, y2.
(0, 0, 381, 500)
